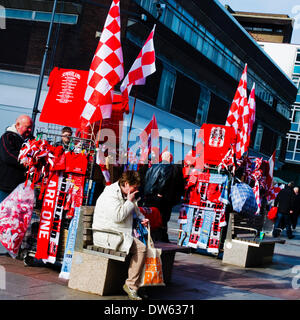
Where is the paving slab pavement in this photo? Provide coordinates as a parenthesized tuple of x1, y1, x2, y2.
(0, 212, 300, 302)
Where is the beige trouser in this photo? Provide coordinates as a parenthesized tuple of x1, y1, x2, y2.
(125, 237, 147, 291)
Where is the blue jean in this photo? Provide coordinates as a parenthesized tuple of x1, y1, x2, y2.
(273, 212, 293, 238)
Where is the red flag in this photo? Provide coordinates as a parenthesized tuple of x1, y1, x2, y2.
(127, 114, 159, 164)
(225, 64, 248, 159)
(226, 64, 248, 133)
(120, 25, 156, 110)
(236, 83, 256, 159)
(139, 114, 159, 163)
(266, 149, 276, 190)
(81, 0, 123, 125)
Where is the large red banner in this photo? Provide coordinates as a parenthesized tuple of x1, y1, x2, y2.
(40, 67, 89, 128)
(201, 123, 236, 166)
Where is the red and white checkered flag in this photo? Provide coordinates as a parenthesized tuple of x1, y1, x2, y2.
(81, 0, 124, 124)
(236, 83, 256, 159)
(248, 83, 256, 135)
(268, 184, 284, 201)
(120, 25, 156, 110)
(226, 64, 248, 132)
(225, 64, 248, 158)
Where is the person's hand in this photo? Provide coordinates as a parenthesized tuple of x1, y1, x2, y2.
(157, 194, 163, 198)
(127, 190, 139, 202)
(141, 218, 149, 227)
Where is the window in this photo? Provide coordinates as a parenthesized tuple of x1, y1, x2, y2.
(195, 86, 210, 125)
(171, 14, 180, 34)
(288, 138, 296, 152)
(179, 22, 186, 38)
(196, 37, 203, 51)
(260, 127, 277, 155)
(171, 73, 201, 123)
(190, 31, 198, 47)
(276, 136, 282, 158)
(254, 125, 263, 151)
(164, 8, 173, 28)
(156, 66, 176, 112)
(296, 50, 300, 64)
(294, 110, 300, 123)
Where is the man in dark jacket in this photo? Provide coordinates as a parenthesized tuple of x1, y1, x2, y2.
(292, 186, 300, 229)
(273, 182, 295, 239)
(0, 115, 33, 202)
(143, 151, 185, 242)
(54, 126, 73, 151)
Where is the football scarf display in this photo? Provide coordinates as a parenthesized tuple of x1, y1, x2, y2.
(59, 206, 81, 280)
(179, 172, 229, 254)
(35, 172, 60, 260)
(46, 172, 71, 263)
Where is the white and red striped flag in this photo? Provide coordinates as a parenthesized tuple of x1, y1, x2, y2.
(267, 150, 276, 189)
(81, 0, 124, 125)
(139, 114, 159, 163)
(127, 114, 159, 164)
(120, 25, 156, 110)
(236, 83, 256, 159)
(248, 83, 256, 135)
(225, 64, 248, 159)
(266, 149, 277, 201)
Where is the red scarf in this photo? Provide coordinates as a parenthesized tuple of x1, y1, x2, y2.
(35, 172, 60, 260)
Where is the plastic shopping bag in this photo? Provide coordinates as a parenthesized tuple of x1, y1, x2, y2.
(230, 182, 258, 216)
(139, 226, 165, 287)
(267, 206, 278, 222)
(0, 182, 34, 258)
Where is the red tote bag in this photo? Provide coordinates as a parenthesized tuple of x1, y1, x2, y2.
(267, 207, 278, 221)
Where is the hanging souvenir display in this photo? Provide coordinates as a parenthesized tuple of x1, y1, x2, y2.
(18, 138, 88, 264)
(0, 182, 35, 258)
(179, 171, 229, 255)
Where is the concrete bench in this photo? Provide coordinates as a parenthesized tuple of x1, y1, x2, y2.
(222, 213, 285, 268)
(68, 206, 190, 296)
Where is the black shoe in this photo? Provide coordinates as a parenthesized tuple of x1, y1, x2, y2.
(24, 255, 44, 267)
(288, 235, 295, 239)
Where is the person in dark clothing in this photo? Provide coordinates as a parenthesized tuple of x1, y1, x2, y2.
(143, 151, 185, 242)
(273, 182, 295, 239)
(0, 115, 33, 203)
(54, 126, 73, 151)
(292, 186, 300, 230)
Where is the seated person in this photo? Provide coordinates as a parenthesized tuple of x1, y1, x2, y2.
(92, 170, 149, 300)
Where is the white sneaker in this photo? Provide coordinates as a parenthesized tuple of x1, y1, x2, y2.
(123, 284, 142, 300)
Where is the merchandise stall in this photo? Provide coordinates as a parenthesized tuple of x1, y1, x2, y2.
(177, 124, 235, 256)
(0, 66, 128, 269)
(176, 123, 276, 257)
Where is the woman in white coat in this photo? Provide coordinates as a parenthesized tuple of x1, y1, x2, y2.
(92, 170, 148, 300)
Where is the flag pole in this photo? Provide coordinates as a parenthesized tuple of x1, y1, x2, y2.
(32, 0, 58, 133)
(126, 92, 137, 162)
(96, 118, 103, 148)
